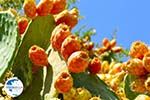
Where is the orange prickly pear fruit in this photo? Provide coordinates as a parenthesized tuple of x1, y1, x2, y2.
(54, 8, 79, 29)
(102, 38, 110, 50)
(129, 41, 148, 59)
(51, 0, 66, 14)
(54, 72, 73, 93)
(23, 0, 37, 19)
(110, 39, 116, 48)
(67, 51, 89, 73)
(51, 23, 71, 52)
(61, 35, 81, 60)
(29, 45, 48, 66)
(36, 0, 53, 16)
(123, 58, 147, 76)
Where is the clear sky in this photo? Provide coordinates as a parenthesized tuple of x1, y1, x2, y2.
(74, 0, 150, 48)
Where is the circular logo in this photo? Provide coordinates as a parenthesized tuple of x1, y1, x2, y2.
(4, 77, 24, 97)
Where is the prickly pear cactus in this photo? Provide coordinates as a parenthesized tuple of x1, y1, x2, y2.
(46, 47, 119, 100)
(1, 1, 143, 100)
(12, 15, 55, 100)
(0, 11, 20, 81)
(12, 15, 55, 88)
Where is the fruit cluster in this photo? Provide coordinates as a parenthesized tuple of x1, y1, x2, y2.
(10, 0, 150, 99)
(24, 0, 78, 72)
(21, 0, 102, 99)
(98, 61, 126, 99)
(18, 0, 77, 35)
(24, 0, 66, 18)
(123, 41, 150, 94)
(46, 1, 127, 98)
(96, 38, 122, 55)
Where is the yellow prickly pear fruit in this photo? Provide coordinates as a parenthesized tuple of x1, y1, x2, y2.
(75, 88, 92, 100)
(101, 61, 110, 73)
(63, 88, 76, 100)
(134, 94, 150, 100)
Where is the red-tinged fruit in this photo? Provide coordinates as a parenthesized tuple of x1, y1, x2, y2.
(61, 35, 81, 60)
(55, 8, 79, 29)
(89, 57, 101, 74)
(67, 51, 89, 73)
(36, 0, 53, 16)
(51, 0, 66, 14)
(29, 45, 48, 66)
(129, 41, 148, 59)
(51, 24, 71, 52)
(18, 17, 28, 35)
(23, 0, 36, 19)
(54, 72, 73, 93)
(102, 38, 110, 49)
(110, 39, 116, 48)
(124, 58, 147, 76)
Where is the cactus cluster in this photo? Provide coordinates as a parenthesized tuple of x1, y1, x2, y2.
(1, 0, 150, 100)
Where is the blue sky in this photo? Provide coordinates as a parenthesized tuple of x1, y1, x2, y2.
(74, 0, 150, 48)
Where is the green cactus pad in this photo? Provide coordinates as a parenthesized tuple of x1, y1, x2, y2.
(16, 70, 43, 100)
(72, 73, 119, 100)
(12, 15, 55, 88)
(0, 12, 19, 80)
